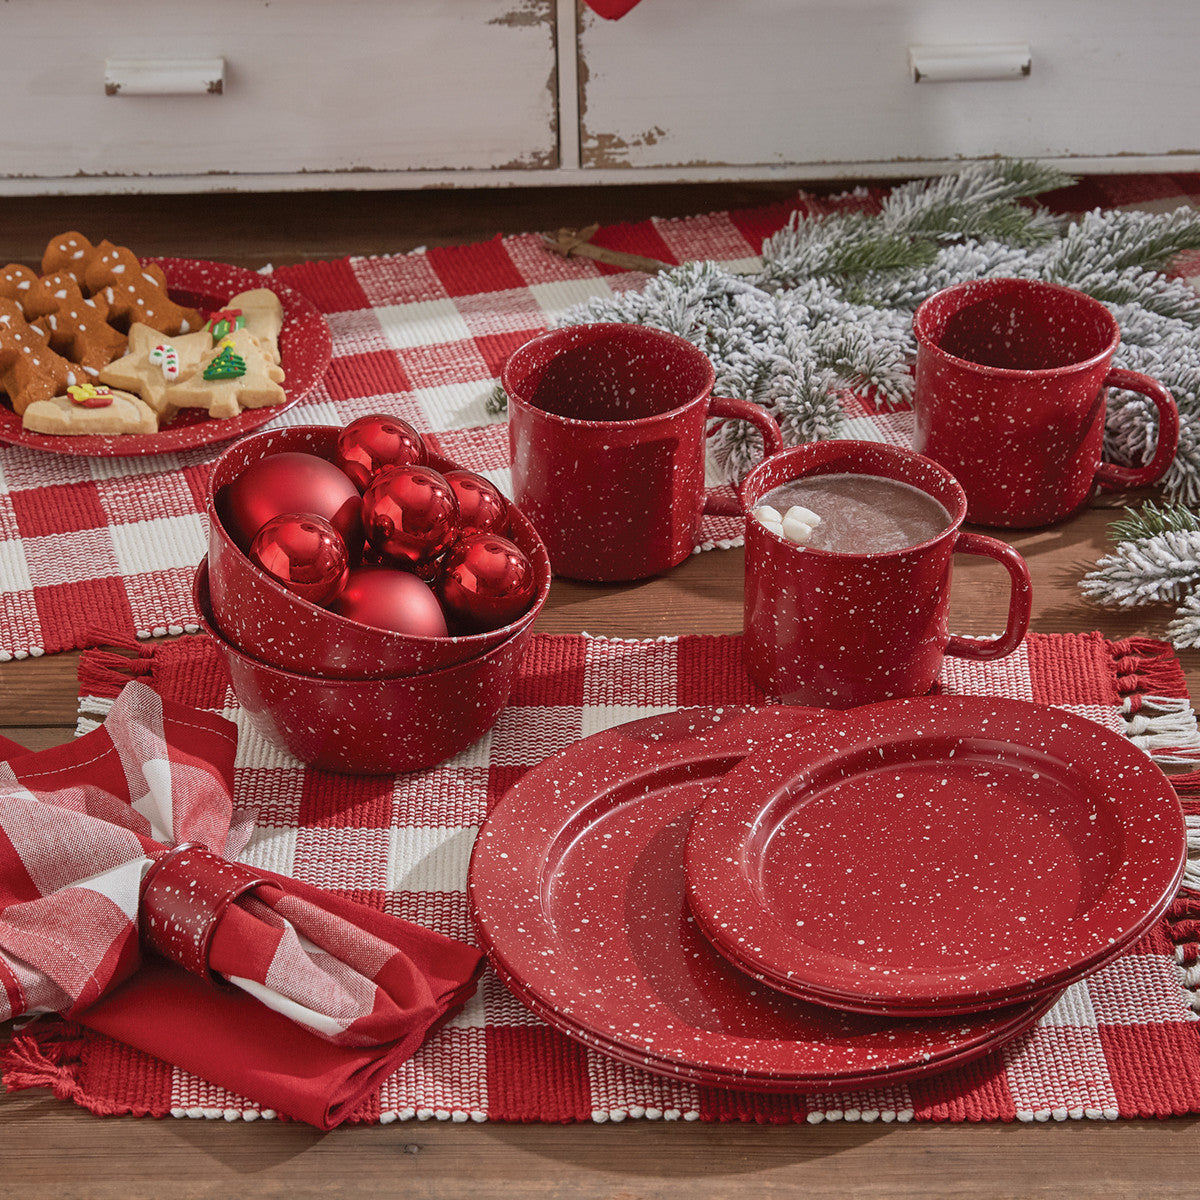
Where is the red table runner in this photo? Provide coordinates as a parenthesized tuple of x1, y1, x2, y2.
(3, 174, 1200, 660)
(5, 628, 1200, 1124)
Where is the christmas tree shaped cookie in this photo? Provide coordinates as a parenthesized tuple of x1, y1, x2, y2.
(168, 327, 286, 418)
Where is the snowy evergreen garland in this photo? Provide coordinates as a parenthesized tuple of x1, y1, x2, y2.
(1081, 503, 1200, 649)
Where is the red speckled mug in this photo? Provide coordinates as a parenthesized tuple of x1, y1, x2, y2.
(913, 278, 1179, 528)
(503, 323, 783, 582)
(741, 441, 1032, 708)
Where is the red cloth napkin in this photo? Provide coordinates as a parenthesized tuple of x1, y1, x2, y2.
(0, 682, 483, 1128)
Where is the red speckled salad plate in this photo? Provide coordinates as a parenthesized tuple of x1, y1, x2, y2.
(685, 696, 1186, 1017)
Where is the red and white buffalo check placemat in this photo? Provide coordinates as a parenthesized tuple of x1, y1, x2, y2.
(5, 628, 1200, 1124)
(4, 174, 1200, 659)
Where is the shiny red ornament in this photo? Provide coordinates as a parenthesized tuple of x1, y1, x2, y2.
(362, 464, 460, 567)
(220, 451, 364, 559)
(438, 532, 536, 632)
(249, 513, 350, 606)
(444, 469, 508, 535)
(328, 566, 449, 638)
(335, 413, 427, 492)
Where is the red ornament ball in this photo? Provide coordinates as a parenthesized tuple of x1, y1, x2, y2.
(328, 566, 449, 638)
(249, 513, 350, 606)
(335, 413, 427, 492)
(220, 451, 364, 558)
(443, 469, 508, 535)
(362, 464, 460, 567)
(438, 532, 537, 632)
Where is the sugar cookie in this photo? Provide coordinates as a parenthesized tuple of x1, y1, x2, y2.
(22, 384, 157, 436)
(168, 328, 285, 418)
(100, 322, 214, 415)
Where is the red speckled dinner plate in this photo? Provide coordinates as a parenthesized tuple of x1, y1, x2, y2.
(469, 706, 1056, 1088)
(487, 948, 1056, 1093)
(0, 257, 331, 457)
(684, 696, 1186, 1017)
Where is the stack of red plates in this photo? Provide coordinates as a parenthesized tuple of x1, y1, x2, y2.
(468, 697, 1186, 1094)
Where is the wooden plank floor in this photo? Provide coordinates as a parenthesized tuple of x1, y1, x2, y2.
(1, 184, 1199, 1199)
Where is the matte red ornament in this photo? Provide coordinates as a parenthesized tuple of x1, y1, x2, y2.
(362, 464, 460, 567)
(219, 451, 364, 559)
(444, 469, 508, 535)
(335, 413, 427, 492)
(438, 532, 536, 631)
(249, 513, 350, 606)
(327, 566, 449, 638)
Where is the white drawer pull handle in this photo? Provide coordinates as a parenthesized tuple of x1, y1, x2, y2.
(104, 58, 226, 96)
(908, 44, 1031, 83)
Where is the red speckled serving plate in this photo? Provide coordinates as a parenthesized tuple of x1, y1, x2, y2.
(685, 696, 1187, 1017)
(0, 257, 331, 457)
(469, 706, 1055, 1089)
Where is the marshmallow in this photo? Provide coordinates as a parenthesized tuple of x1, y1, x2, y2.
(781, 513, 814, 543)
(783, 505, 821, 528)
(752, 505, 784, 533)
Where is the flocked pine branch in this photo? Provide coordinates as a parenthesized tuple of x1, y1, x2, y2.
(1082, 506, 1200, 652)
(756, 160, 1072, 291)
(1166, 590, 1200, 649)
(1079, 529, 1200, 608)
(1108, 500, 1200, 543)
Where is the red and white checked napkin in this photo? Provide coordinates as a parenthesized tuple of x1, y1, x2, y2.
(0, 681, 483, 1127)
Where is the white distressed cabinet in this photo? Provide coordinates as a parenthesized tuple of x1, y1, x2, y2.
(2, 0, 1198, 194)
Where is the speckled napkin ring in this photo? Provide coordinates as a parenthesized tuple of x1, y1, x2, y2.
(140, 843, 269, 982)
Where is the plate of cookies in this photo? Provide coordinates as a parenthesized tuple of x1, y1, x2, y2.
(0, 233, 332, 456)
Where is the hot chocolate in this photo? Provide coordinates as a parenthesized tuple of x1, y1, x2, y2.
(758, 472, 952, 554)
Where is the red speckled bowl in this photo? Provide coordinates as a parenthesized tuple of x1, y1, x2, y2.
(206, 425, 550, 679)
(194, 558, 532, 774)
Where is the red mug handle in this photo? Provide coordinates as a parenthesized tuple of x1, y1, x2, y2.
(945, 532, 1032, 661)
(1093, 368, 1179, 490)
(702, 396, 785, 517)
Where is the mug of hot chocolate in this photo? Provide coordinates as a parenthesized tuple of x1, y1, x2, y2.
(741, 440, 1032, 708)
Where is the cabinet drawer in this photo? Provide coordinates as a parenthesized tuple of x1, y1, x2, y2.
(578, 0, 1200, 170)
(1, 0, 557, 182)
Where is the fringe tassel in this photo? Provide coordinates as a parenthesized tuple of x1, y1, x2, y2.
(1112, 636, 1193, 702)
(1180, 816, 1200, 894)
(2, 1022, 87, 1104)
(76, 632, 158, 701)
(1109, 637, 1200, 763)
(1169, 770, 1200, 796)
(1122, 697, 1200, 763)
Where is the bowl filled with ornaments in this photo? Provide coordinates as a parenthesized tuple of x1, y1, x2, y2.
(193, 557, 536, 775)
(205, 417, 550, 679)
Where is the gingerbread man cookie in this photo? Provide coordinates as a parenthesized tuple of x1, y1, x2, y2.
(41, 231, 100, 287)
(22, 383, 157, 436)
(99, 322, 213, 415)
(0, 264, 39, 305)
(83, 241, 202, 335)
(168, 327, 285, 418)
(30, 281, 128, 376)
(0, 299, 83, 415)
